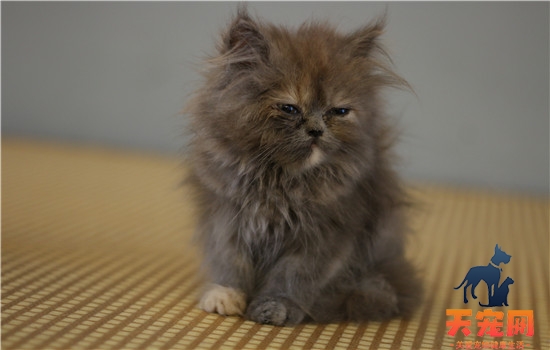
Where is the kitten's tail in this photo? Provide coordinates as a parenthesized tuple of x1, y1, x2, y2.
(454, 278, 467, 290)
(478, 302, 490, 307)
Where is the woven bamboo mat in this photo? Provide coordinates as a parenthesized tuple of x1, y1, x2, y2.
(2, 138, 548, 350)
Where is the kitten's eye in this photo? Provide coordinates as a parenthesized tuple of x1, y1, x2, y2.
(329, 107, 351, 116)
(279, 104, 301, 115)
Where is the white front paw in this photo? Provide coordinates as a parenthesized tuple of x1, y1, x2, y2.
(199, 284, 246, 316)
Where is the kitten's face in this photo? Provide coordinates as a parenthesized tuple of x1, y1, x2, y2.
(251, 37, 369, 171)
(192, 10, 403, 174)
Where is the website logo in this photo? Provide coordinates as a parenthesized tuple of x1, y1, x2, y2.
(454, 244, 512, 306)
(446, 244, 534, 349)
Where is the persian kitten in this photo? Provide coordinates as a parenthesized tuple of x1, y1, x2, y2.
(186, 7, 422, 326)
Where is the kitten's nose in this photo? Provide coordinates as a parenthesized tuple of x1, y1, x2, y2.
(307, 129, 324, 138)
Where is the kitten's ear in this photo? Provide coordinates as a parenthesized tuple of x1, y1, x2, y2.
(347, 15, 386, 57)
(219, 6, 269, 65)
(347, 14, 412, 91)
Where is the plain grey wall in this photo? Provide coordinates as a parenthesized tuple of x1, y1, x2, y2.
(3, 2, 549, 195)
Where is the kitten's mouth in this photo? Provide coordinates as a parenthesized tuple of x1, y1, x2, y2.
(310, 138, 321, 149)
(304, 142, 324, 169)
(282, 140, 325, 173)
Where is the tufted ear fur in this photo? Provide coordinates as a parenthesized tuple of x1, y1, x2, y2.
(218, 6, 269, 69)
(346, 15, 386, 58)
(345, 14, 412, 92)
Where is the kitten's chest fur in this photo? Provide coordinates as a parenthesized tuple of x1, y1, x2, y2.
(227, 166, 369, 252)
(234, 172, 314, 244)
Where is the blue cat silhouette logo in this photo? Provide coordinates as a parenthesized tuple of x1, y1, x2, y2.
(454, 244, 513, 306)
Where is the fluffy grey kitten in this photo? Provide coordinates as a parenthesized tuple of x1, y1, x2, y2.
(186, 7, 422, 326)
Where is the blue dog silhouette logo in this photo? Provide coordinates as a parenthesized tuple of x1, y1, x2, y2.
(455, 244, 513, 307)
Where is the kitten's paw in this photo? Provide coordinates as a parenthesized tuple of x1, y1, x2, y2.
(347, 275, 400, 321)
(199, 284, 246, 316)
(246, 296, 305, 326)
